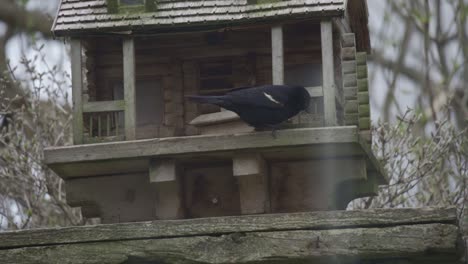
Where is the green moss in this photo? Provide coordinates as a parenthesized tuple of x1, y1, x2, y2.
(106, 0, 119, 14)
(107, 0, 156, 14)
(145, 0, 157, 12)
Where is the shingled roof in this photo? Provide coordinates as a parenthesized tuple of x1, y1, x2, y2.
(52, 0, 346, 36)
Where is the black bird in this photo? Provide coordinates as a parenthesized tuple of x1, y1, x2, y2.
(187, 85, 310, 135)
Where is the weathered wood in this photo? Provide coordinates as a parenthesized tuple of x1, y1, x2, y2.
(345, 100, 359, 114)
(0, 208, 457, 249)
(82, 100, 125, 113)
(358, 91, 369, 104)
(44, 127, 360, 165)
(271, 25, 284, 85)
(344, 87, 358, 100)
(321, 20, 337, 126)
(341, 33, 356, 47)
(359, 117, 371, 130)
(271, 158, 367, 211)
(0, 223, 461, 264)
(305, 86, 324, 97)
(123, 38, 136, 140)
(149, 159, 184, 219)
(154, 181, 184, 220)
(342, 60, 357, 74)
(343, 73, 358, 87)
(149, 159, 177, 183)
(357, 78, 368, 92)
(357, 64, 368, 79)
(341, 47, 356, 61)
(189, 111, 240, 126)
(233, 153, 269, 214)
(70, 39, 83, 145)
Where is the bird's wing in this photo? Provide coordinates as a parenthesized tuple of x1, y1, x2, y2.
(227, 85, 290, 109)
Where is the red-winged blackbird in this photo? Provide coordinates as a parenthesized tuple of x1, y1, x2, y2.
(187, 85, 310, 134)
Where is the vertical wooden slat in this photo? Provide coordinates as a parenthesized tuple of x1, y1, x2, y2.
(115, 112, 119, 136)
(70, 39, 83, 144)
(321, 20, 337, 126)
(89, 115, 93, 138)
(106, 113, 110, 137)
(123, 38, 137, 140)
(97, 115, 102, 137)
(271, 25, 284, 85)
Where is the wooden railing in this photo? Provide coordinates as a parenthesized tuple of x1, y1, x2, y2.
(82, 100, 125, 143)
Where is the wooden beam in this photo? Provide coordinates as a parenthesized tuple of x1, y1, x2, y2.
(0, 223, 461, 263)
(271, 25, 284, 85)
(149, 159, 184, 220)
(321, 20, 337, 126)
(123, 38, 136, 140)
(70, 39, 83, 145)
(82, 100, 125, 113)
(0, 207, 458, 249)
(233, 153, 269, 214)
(44, 127, 360, 165)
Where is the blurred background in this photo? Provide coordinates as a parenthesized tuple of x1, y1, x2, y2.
(0, 0, 466, 230)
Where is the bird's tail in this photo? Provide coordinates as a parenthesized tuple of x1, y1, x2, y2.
(186, 95, 226, 105)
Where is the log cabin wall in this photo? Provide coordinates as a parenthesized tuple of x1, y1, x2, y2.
(80, 20, 325, 142)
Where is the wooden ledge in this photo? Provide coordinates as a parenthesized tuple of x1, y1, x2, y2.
(0, 208, 463, 264)
(44, 126, 385, 181)
(189, 110, 240, 126)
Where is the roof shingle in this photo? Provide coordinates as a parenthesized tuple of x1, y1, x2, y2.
(52, 0, 345, 36)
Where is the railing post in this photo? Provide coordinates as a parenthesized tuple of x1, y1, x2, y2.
(123, 38, 137, 140)
(271, 25, 284, 85)
(321, 20, 337, 126)
(70, 39, 83, 144)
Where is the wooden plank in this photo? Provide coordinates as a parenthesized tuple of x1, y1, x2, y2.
(149, 159, 177, 183)
(341, 47, 356, 61)
(358, 78, 368, 92)
(342, 60, 356, 74)
(233, 153, 269, 214)
(149, 159, 184, 219)
(341, 33, 356, 47)
(70, 39, 83, 145)
(0, 208, 458, 249)
(123, 38, 137, 140)
(271, 25, 284, 85)
(345, 100, 359, 114)
(0, 224, 461, 263)
(343, 73, 357, 87)
(358, 91, 369, 104)
(357, 65, 368, 79)
(344, 87, 358, 100)
(321, 20, 337, 126)
(44, 126, 360, 165)
(82, 100, 125, 113)
(189, 111, 240, 126)
(305, 86, 324, 98)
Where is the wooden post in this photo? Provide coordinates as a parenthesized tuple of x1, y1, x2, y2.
(321, 20, 337, 126)
(149, 159, 184, 220)
(233, 153, 269, 214)
(123, 38, 137, 140)
(271, 25, 284, 85)
(70, 39, 83, 144)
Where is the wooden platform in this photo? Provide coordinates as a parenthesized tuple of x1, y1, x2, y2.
(0, 208, 465, 264)
(44, 126, 385, 181)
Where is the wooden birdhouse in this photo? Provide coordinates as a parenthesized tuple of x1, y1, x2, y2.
(45, 0, 386, 223)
